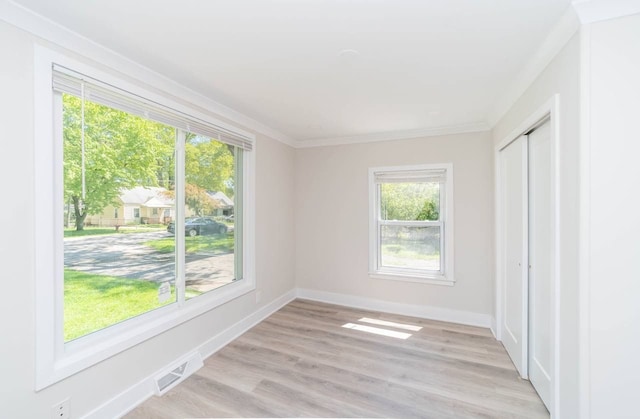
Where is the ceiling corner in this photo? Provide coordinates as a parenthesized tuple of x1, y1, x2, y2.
(572, 0, 640, 24)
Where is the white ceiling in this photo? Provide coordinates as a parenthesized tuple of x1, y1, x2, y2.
(13, 0, 572, 144)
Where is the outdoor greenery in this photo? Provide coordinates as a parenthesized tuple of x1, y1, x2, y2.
(145, 233, 234, 254)
(382, 243, 440, 261)
(380, 182, 440, 221)
(63, 94, 235, 230)
(64, 228, 116, 238)
(63, 94, 175, 230)
(64, 269, 175, 341)
(64, 269, 202, 341)
(64, 225, 166, 237)
(185, 135, 235, 212)
(62, 88, 235, 342)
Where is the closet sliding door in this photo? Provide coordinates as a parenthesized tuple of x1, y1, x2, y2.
(499, 135, 529, 377)
(528, 120, 552, 409)
(498, 118, 553, 411)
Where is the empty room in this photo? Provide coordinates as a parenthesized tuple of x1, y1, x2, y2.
(0, 0, 638, 418)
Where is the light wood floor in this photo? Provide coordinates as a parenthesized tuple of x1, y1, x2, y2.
(125, 299, 549, 418)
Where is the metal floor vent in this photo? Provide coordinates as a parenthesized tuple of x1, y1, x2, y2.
(154, 352, 204, 396)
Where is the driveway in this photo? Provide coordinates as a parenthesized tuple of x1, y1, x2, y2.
(64, 231, 235, 292)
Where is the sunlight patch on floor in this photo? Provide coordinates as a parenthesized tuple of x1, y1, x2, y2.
(357, 317, 423, 331)
(342, 322, 412, 339)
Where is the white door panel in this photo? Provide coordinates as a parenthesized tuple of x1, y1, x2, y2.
(500, 135, 528, 377)
(528, 120, 552, 409)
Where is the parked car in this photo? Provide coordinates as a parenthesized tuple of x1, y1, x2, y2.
(167, 217, 228, 237)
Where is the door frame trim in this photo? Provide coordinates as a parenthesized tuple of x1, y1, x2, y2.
(495, 94, 560, 417)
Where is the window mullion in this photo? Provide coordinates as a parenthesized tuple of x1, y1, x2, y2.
(234, 148, 243, 280)
(175, 129, 186, 305)
(439, 223, 445, 275)
(381, 220, 440, 227)
(439, 181, 446, 275)
(376, 184, 382, 271)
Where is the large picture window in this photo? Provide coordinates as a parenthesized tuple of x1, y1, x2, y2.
(35, 50, 255, 389)
(369, 164, 454, 285)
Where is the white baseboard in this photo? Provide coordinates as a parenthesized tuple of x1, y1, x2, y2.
(82, 289, 297, 419)
(296, 288, 493, 329)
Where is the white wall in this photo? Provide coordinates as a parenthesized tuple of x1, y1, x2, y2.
(492, 32, 581, 417)
(586, 13, 640, 418)
(295, 132, 495, 320)
(0, 21, 296, 418)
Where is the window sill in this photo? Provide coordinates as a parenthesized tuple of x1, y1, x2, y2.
(369, 271, 455, 287)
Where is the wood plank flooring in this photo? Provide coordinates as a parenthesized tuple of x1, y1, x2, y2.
(125, 299, 549, 418)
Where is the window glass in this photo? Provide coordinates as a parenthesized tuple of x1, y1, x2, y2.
(62, 93, 177, 342)
(380, 225, 441, 271)
(380, 182, 440, 221)
(183, 134, 240, 299)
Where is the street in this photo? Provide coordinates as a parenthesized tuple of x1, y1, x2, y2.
(64, 231, 235, 293)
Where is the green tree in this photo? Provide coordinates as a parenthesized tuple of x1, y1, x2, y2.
(63, 94, 175, 230)
(380, 182, 440, 221)
(185, 134, 235, 198)
(184, 184, 219, 216)
(416, 199, 439, 221)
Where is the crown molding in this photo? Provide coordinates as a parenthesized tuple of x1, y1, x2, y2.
(0, 0, 297, 148)
(295, 122, 490, 148)
(486, 6, 581, 128)
(572, 0, 640, 24)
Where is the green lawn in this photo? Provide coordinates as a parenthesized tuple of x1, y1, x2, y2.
(64, 269, 183, 342)
(145, 233, 234, 254)
(64, 225, 166, 238)
(64, 227, 117, 238)
(382, 243, 440, 261)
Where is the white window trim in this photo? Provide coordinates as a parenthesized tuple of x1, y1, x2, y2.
(368, 163, 454, 286)
(34, 46, 256, 390)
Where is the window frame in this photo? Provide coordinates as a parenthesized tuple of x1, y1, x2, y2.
(368, 164, 455, 286)
(34, 47, 256, 390)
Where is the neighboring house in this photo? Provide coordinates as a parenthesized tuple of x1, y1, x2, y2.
(206, 191, 234, 216)
(86, 187, 234, 226)
(87, 186, 175, 226)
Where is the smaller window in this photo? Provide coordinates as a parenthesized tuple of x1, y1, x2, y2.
(369, 164, 454, 285)
(133, 208, 140, 218)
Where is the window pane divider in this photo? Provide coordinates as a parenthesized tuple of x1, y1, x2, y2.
(380, 220, 442, 227)
(175, 129, 186, 306)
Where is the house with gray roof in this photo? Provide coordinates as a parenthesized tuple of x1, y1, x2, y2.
(86, 187, 233, 226)
(86, 186, 175, 226)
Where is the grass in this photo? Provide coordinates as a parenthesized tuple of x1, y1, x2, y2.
(145, 233, 234, 254)
(64, 269, 204, 341)
(64, 225, 166, 238)
(381, 241, 440, 270)
(382, 244, 440, 260)
(64, 227, 116, 237)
